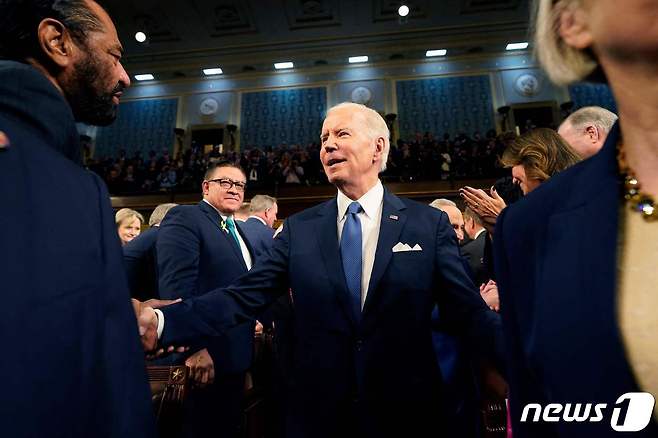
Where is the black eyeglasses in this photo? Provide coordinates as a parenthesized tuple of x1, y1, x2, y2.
(207, 178, 247, 192)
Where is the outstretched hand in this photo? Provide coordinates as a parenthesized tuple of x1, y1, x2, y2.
(131, 298, 184, 354)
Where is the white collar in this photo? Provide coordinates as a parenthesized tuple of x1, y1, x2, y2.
(474, 228, 486, 240)
(337, 180, 384, 221)
(248, 215, 267, 226)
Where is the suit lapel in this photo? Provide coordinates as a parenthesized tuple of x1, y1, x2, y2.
(315, 199, 356, 327)
(363, 190, 407, 316)
(198, 201, 247, 270)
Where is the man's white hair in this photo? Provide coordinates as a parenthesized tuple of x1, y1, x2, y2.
(326, 102, 390, 172)
(561, 106, 618, 134)
(429, 198, 457, 209)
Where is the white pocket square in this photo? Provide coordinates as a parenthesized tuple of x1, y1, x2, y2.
(392, 242, 422, 252)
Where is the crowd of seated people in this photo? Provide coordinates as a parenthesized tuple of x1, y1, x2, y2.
(87, 129, 514, 195)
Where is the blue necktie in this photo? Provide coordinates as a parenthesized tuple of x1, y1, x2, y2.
(225, 216, 241, 247)
(340, 201, 363, 321)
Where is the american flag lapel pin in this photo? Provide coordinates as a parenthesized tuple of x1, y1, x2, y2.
(389, 215, 399, 221)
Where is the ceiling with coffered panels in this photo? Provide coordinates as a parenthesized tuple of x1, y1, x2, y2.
(101, 0, 530, 80)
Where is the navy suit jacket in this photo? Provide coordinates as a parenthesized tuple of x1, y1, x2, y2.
(157, 201, 255, 373)
(240, 216, 275, 259)
(0, 61, 155, 436)
(160, 189, 501, 437)
(123, 226, 160, 301)
(494, 123, 658, 437)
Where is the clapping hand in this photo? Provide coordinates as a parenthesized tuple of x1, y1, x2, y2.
(459, 186, 507, 233)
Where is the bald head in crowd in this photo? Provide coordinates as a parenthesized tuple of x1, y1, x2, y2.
(558, 106, 618, 158)
(429, 198, 464, 242)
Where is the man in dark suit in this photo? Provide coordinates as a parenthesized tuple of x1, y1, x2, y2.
(123, 203, 177, 301)
(157, 162, 255, 438)
(140, 102, 502, 438)
(461, 207, 489, 287)
(240, 194, 278, 259)
(0, 1, 155, 436)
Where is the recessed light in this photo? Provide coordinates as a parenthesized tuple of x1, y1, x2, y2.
(274, 62, 294, 70)
(398, 5, 410, 17)
(348, 56, 368, 64)
(203, 67, 223, 76)
(135, 31, 146, 43)
(506, 42, 529, 51)
(134, 74, 154, 81)
(426, 49, 447, 57)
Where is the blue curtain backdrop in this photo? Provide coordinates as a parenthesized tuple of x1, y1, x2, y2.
(240, 87, 327, 148)
(396, 75, 494, 139)
(568, 83, 617, 113)
(94, 98, 178, 158)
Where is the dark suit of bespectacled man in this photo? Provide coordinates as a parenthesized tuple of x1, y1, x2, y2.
(0, 1, 155, 436)
(156, 163, 256, 438)
(138, 102, 504, 438)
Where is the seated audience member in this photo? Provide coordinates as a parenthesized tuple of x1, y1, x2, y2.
(494, 0, 658, 435)
(460, 128, 581, 232)
(241, 195, 278, 259)
(123, 203, 177, 300)
(115, 207, 144, 245)
(558, 106, 617, 158)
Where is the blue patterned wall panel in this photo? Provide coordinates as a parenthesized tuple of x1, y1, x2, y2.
(569, 83, 617, 113)
(396, 75, 494, 138)
(94, 98, 178, 157)
(240, 87, 327, 147)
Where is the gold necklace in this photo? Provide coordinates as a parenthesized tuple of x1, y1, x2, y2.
(618, 142, 657, 221)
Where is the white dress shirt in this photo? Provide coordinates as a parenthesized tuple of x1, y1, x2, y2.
(473, 228, 486, 241)
(336, 180, 384, 309)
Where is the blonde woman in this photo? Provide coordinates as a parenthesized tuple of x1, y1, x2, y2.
(494, 1, 658, 436)
(115, 208, 144, 245)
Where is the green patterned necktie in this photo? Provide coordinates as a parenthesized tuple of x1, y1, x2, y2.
(225, 216, 241, 247)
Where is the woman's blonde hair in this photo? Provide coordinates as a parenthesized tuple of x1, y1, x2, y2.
(533, 0, 602, 85)
(501, 128, 581, 182)
(115, 208, 144, 227)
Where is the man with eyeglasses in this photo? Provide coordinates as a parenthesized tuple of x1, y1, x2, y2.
(156, 161, 255, 438)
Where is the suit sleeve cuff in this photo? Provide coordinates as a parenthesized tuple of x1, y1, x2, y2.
(154, 308, 165, 339)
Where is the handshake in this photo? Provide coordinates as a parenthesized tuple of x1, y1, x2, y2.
(132, 298, 216, 386)
(131, 298, 186, 355)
